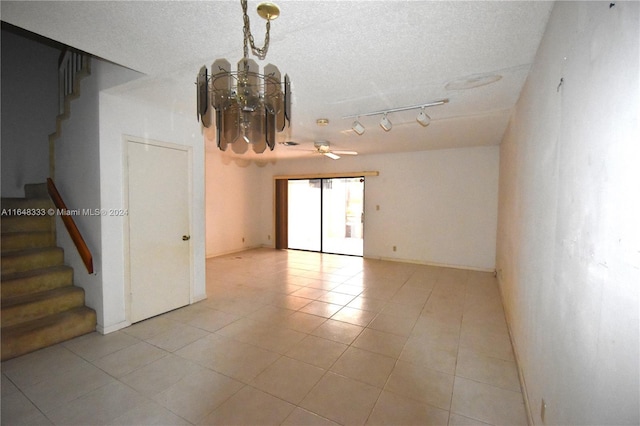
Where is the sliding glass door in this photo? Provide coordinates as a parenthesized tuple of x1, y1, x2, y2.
(287, 177, 364, 256)
(322, 178, 364, 256)
(287, 179, 322, 251)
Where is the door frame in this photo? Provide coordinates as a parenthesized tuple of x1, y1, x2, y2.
(122, 135, 194, 324)
(275, 179, 288, 249)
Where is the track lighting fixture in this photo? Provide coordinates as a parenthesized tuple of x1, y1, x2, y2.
(379, 113, 392, 132)
(416, 107, 431, 127)
(343, 99, 448, 135)
(352, 118, 365, 135)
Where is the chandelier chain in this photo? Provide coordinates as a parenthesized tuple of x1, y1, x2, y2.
(241, 0, 270, 60)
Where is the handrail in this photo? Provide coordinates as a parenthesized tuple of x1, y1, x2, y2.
(46, 178, 94, 274)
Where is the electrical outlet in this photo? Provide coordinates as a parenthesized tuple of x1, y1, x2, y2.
(376, 205, 380, 211)
(268, 235, 271, 240)
(541, 399, 547, 423)
(393, 245, 397, 252)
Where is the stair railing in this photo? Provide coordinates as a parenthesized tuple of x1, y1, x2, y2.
(46, 178, 94, 274)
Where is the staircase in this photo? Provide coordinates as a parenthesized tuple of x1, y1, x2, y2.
(1, 183, 96, 361)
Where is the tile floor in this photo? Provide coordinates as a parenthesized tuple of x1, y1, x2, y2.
(1, 248, 527, 425)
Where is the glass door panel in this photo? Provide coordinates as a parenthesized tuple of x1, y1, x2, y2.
(322, 178, 364, 256)
(287, 177, 364, 256)
(287, 179, 321, 251)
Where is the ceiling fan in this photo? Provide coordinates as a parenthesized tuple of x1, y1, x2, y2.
(313, 141, 358, 160)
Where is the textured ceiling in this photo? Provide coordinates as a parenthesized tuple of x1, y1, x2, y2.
(1, 0, 554, 160)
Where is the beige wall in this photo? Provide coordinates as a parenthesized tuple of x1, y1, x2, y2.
(496, 2, 639, 424)
(98, 81, 206, 333)
(204, 143, 266, 257)
(205, 145, 500, 272)
(56, 57, 207, 333)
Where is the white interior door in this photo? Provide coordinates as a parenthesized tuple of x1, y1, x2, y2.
(127, 139, 191, 323)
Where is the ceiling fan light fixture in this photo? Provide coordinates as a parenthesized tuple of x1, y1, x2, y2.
(352, 119, 365, 135)
(416, 108, 431, 127)
(379, 113, 392, 132)
(313, 141, 357, 160)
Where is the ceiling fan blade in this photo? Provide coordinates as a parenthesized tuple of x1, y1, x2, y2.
(324, 152, 340, 160)
(332, 150, 358, 156)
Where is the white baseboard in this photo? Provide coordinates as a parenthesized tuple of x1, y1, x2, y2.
(97, 320, 130, 335)
(496, 273, 533, 425)
(373, 255, 496, 273)
(192, 293, 207, 303)
(206, 245, 266, 258)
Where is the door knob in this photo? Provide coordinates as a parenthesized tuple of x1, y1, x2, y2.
(182, 235, 191, 241)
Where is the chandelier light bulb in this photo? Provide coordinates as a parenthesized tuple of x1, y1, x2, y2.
(242, 117, 252, 143)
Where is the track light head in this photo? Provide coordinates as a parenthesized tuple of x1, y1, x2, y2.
(379, 113, 392, 132)
(416, 108, 431, 127)
(352, 119, 365, 135)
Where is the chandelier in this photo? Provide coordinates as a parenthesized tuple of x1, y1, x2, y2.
(196, 0, 291, 154)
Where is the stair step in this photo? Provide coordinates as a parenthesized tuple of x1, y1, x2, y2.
(1, 231, 55, 254)
(1, 306, 96, 361)
(24, 183, 49, 199)
(1, 286, 86, 327)
(1, 265, 74, 298)
(1, 215, 53, 233)
(1, 247, 64, 276)
(1, 197, 53, 211)
(0, 184, 96, 361)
